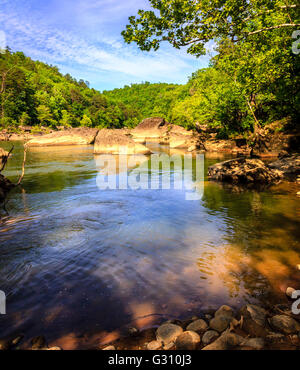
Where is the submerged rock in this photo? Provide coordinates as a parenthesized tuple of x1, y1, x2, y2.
(94, 129, 151, 155)
(156, 323, 183, 345)
(27, 128, 99, 146)
(208, 157, 282, 185)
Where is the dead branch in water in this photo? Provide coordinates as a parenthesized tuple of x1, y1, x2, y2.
(16, 143, 27, 186)
(0, 145, 14, 172)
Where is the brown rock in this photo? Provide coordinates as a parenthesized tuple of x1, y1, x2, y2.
(175, 331, 200, 350)
(186, 319, 208, 333)
(27, 128, 99, 146)
(94, 129, 151, 154)
(156, 323, 183, 345)
(240, 305, 269, 337)
(269, 315, 300, 334)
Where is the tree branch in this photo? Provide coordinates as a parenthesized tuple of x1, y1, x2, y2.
(247, 23, 300, 36)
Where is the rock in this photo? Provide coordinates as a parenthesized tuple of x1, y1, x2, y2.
(94, 129, 151, 154)
(269, 315, 300, 334)
(215, 305, 234, 319)
(202, 331, 244, 350)
(186, 319, 208, 334)
(127, 327, 139, 336)
(175, 331, 200, 350)
(239, 304, 268, 337)
(163, 342, 175, 350)
(208, 157, 282, 185)
(209, 316, 232, 333)
(202, 330, 219, 346)
(103, 345, 116, 350)
(268, 155, 300, 181)
(131, 117, 169, 142)
(265, 332, 285, 343)
(0, 339, 10, 350)
(286, 287, 296, 298)
(147, 341, 162, 350)
(31, 335, 46, 350)
(156, 323, 183, 345)
(243, 338, 264, 350)
(27, 128, 99, 146)
(47, 346, 62, 350)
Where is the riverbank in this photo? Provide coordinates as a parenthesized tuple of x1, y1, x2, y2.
(1, 301, 300, 350)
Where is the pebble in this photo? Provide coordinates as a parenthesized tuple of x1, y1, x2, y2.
(156, 324, 183, 345)
(175, 331, 200, 350)
(286, 287, 296, 298)
(147, 341, 161, 350)
(186, 319, 208, 333)
(202, 330, 219, 346)
(103, 345, 116, 350)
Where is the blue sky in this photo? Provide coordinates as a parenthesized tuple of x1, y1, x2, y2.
(0, 0, 211, 91)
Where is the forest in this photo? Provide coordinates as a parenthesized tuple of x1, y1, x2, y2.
(0, 0, 299, 138)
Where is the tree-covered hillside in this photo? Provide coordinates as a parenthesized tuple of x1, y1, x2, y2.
(0, 49, 140, 131)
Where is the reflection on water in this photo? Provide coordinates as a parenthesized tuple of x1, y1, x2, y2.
(0, 141, 299, 349)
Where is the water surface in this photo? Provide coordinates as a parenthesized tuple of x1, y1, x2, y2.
(0, 141, 299, 349)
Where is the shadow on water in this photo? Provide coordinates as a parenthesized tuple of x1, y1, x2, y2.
(0, 142, 299, 348)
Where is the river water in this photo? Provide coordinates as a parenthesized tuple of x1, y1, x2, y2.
(0, 141, 299, 349)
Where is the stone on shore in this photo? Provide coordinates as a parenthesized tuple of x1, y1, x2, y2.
(94, 129, 151, 154)
(286, 287, 296, 298)
(269, 315, 300, 334)
(156, 323, 183, 345)
(239, 304, 268, 337)
(215, 305, 234, 319)
(175, 331, 201, 350)
(186, 319, 208, 334)
(202, 332, 244, 350)
(209, 316, 232, 333)
(208, 157, 282, 184)
(131, 117, 169, 142)
(202, 330, 219, 346)
(27, 128, 99, 146)
(147, 341, 162, 350)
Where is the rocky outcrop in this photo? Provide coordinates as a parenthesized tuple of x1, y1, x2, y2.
(208, 157, 283, 185)
(131, 117, 169, 143)
(268, 155, 300, 181)
(94, 129, 151, 154)
(27, 128, 99, 147)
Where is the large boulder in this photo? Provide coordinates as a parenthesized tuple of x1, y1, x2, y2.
(94, 129, 151, 155)
(131, 117, 169, 142)
(208, 157, 283, 184)
(268, 155, 300, 181)
(27, 128, 99, 147)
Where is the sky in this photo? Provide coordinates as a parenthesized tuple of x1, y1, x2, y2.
(0, 0, 211, 91)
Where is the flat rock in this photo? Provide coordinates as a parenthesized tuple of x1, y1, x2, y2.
(156, 323, 183, 345)
(186, 319, 208, 333)
(175, 331, 200, 350)
(202, 330, 219, 346)
(94, 129, 151, 154)
(27, 128, 99, 146)
(208, 157, 282, 184)
(269, 315, 300, 334)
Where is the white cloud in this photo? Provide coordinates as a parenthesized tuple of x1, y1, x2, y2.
(0, 0, 208, 89)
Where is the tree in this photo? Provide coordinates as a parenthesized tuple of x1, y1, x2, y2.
(122, 0, 300, 56)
